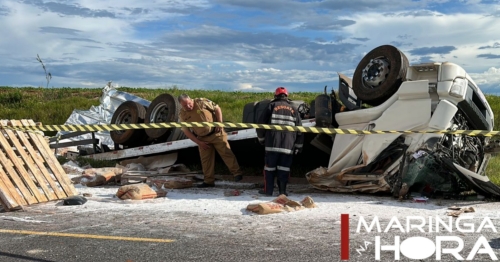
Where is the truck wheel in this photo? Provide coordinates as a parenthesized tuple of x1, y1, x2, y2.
(352, 45, 409, 106)
(254, 99, 271, 123)
(309, 100, 316, 118)
(242, 102, 257, 123)
(145, 93, 180, 141)
(110, 101, 147, 145)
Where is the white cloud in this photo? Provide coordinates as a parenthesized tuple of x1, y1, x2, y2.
(234, 83, 264, 92)
(469, 67, 500, 91)
(1, 0, 500, 93)
(341, 11, 500, 72)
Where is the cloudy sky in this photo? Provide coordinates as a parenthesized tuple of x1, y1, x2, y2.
(1, 0, 500, 93)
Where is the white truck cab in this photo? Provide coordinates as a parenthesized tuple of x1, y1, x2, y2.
(307, 45, 500, 199)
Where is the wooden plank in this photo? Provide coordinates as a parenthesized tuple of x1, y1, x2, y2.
(0, 138, 37, 205)
(10, 120, 64, 198)
(0, 121, 53, 201)
(23, 120, 77, 196)
(0, 125, 47, 203)
(0, 168, 19, 210)
(0, 162, 27, 207)
(10, 120, 61, 200)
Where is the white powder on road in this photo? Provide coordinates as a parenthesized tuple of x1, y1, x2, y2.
(31, 161, 498, 223)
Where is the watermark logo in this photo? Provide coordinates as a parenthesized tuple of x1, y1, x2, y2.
(340, 214, 498, 261)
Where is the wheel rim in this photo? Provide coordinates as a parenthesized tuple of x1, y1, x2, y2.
(149, 102, 170, 123)
(362, 56, 390, 88)
(114, 109, 132, 135)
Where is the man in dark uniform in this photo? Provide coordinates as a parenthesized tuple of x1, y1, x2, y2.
(257, 87, 303, 196)
(178, 94, 243, 188)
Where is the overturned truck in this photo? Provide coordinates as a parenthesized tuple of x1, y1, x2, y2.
(304, 45, 500, 199)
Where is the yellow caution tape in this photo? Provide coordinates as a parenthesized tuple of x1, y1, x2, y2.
(1, 121, 499, 136)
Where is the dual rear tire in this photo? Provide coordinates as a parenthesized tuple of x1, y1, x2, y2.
(110, 93, 185, 146)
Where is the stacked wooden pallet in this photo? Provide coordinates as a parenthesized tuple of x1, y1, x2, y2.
(0, 119, 77, 211)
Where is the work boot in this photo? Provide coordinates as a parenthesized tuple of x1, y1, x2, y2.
(258, 189, 272, 196)
(234, 174, 243, 182)
(278, 181, 288, 196)
(197, 182, 215, 188)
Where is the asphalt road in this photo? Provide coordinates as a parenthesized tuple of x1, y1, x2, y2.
(0, 188, 499, 262)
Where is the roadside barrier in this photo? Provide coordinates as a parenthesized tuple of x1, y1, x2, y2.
(1, 121, 499, 137)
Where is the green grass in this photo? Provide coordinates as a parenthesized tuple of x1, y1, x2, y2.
(484, 94, 500, 186)
(1, 86, 500, 185)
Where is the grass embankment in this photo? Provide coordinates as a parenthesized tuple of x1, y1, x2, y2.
(1, 86, 499, 185)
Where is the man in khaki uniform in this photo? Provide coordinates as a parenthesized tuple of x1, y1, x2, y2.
(178, 94, 243, 188)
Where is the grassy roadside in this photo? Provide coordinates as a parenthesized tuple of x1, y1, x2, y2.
(2, 86, 500, 185)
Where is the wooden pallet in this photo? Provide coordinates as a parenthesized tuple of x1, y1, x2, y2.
(0, 119, 77, 211)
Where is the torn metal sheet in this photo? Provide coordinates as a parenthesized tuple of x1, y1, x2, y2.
(55, 82, 151, 147)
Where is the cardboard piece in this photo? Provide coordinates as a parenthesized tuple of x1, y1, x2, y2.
(246, 195, 317, 215)
(81, 171, 117, 187)
(147, 176, 193, 189)
(446, 206, 475, 217)
(116, 183, 167, 200)
(163, 178, 193, 189)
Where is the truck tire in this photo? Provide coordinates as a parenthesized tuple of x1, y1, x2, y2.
(309, 100, 316, 118)
(315, 94, 332, 127)
(110, 101, 147, 145)
(145, 93, 180, 141)
(254, 99, 271, 123)
(242, 102, 257, 123)
(352, 45, 409, 106)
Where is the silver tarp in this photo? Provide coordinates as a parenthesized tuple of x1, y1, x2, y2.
(56, 82, 151, 148)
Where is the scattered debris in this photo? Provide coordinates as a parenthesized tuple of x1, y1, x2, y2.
(0, 216, 49, 223)
(246, 195, 317, 215)
(63, 196, 88, 206)
(446, 206, 476, 217)
(149, 177, 193, 189)
(413, 196, 429, 203)
(120, 153, 178, 170)
(81, 167, 122, 187)
(116, 183, 167, 200)
(224, 189, 241, 197)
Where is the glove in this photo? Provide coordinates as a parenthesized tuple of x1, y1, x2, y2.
(258, 137, 265, 146)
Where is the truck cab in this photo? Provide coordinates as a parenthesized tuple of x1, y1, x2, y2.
(307, 45, 500, 199)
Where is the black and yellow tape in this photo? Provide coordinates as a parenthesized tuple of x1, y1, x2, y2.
(1, 121, 500, 137)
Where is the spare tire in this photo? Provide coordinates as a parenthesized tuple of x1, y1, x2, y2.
(110, 101, 147, 145)
(145, 93, 181, 141)
(352, 45, 409, 106)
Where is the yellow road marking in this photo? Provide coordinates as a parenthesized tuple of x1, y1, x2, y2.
(0, 229, 175, 243)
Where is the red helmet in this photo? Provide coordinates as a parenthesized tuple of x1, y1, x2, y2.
(274, 87, 288, 96)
